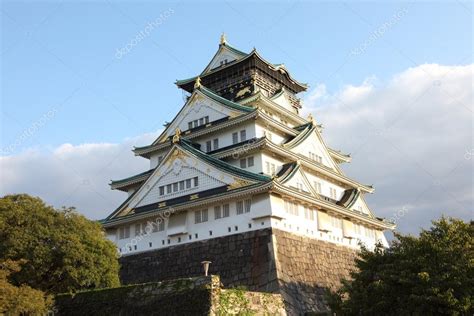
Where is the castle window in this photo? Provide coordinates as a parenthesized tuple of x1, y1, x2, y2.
(330, 216, 343, 229)
(284, 201, 299, 216)
(240, 158, 247, 168)
(118, 226, 130, 239)
(186, 179, 191, 189)
(159, 186, 165, 196)
(162, 240, 165, 245)
(309, 152, 323, 163)
(234, 226, 238, 231)
(247, 156, 254, 167)
(236, 200, 251, 214)
(223, 204, 230, 217)
(206, 141, 212, 152)
(244, 199, 251, 213)
(173, 182, 178, 192)
(179, 181, 185, 190)
(149, 242, 152, 247)
(209, 230, 213, 236)
(240, 130, 247, 141)
(195, 209, 208, 224)
(228, 227, 231, 232)
(189, 235, 192, 240)
(236, 201, 244, 215)
(194, 177, 199, 187)
(330, 187, 337, 199)
(265, 162, 276, 175)
(314, 181, 322, 194)
(195, 233, 198, 239)
(213, 138, 219, 150)
(214, 205, 222, 219)
(248, 223, 252, 228)
(297, 182, 304, 191)
(232, 132, 238, 144)
(188, 116, 209, 130)
(178, 237, 181, 243)
(135, 223, 143, 236)
(151, 219, 165, 232)
(166, 184, 172, 194)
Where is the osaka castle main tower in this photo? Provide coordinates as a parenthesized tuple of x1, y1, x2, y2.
(102, 35, 394, 315)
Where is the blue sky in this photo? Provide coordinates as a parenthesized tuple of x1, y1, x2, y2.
(2, 1, 471, 150)
(1, 1, 472, 234)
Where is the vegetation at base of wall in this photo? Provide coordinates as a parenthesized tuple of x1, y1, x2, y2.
(218, 286, 252, 315)
(217, 286, 283, 315)
(0, 194, 120, 301)
(326, 217, 473, 316)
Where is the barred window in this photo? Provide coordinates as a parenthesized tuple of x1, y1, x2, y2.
(236, 201, 244, 215)
(214, 205, 222, 219)
(232, 132, 238, 144)
(223, 204, 230, 217)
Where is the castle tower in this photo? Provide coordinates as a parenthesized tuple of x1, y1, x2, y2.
(102, 35, 395, 314)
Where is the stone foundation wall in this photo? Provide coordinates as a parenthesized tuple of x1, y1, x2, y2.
(272, 229, 358, 315)
(118, 228, 358, 315)
(119, 228, 279, 293)
(55, 276, 286, 316)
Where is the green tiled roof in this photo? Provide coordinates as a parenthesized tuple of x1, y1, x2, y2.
(110, 169, 154, 186)
(199, 86, 254, 113)
(284, 123, 316, 149)
(180, 139, 271, 183)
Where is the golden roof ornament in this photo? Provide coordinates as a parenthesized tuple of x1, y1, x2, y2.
(307, 113, 316, 124)
(172, 128, 182, 143)
(194, 77, 201, 89)
(220, 32, 227, 45)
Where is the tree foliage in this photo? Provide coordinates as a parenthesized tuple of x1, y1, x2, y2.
(327, 217, 473, 316)
(0, 259, 53, 315)
(0, 194, 120, 294)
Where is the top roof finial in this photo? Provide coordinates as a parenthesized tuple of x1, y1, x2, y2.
(220, 32, 227, 45)
(307, 113, 316, 124)
(194, 77, 201, 89)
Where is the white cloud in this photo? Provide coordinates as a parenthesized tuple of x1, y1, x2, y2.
(304, 63, 473, 234)
(0, 132, 159, 220)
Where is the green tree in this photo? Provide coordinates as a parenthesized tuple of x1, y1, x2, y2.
(327, 217, 473, 316)
(0, 259, 53, 314)
(0, 194, 120, 294)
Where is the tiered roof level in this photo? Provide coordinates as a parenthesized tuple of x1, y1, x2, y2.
(103, 35, 394, 255)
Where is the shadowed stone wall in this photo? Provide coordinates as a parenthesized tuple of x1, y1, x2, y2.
(119, 228, 279, 293)
(118, 228, 358, 315)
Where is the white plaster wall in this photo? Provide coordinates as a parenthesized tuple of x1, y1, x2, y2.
(304, 172, 346, 201)
(193, 121, 257, 152)
(291, 132, 337, 170)
(114, 193, 272, 255)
